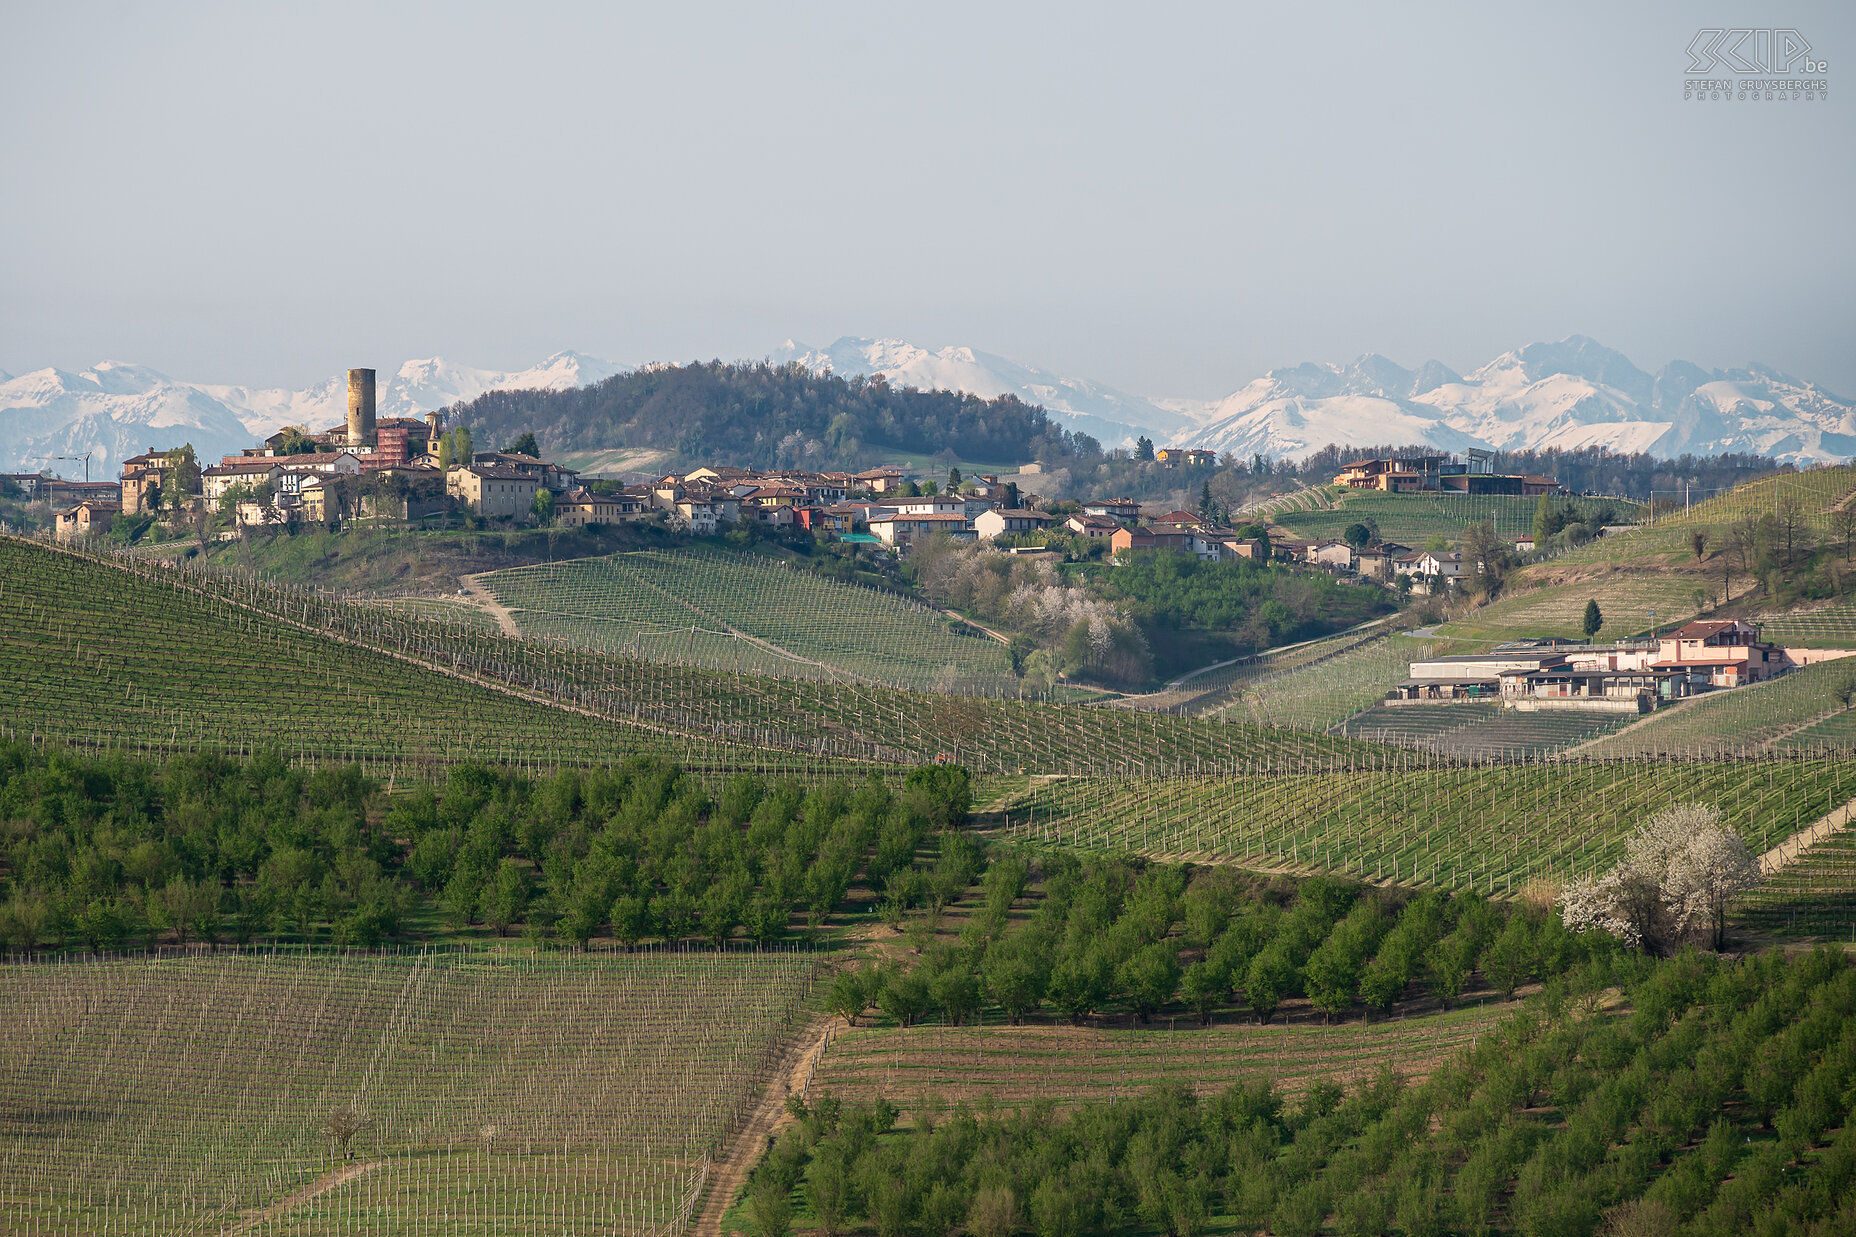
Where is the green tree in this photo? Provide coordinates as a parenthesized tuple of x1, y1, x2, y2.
(1135, 436, 1156, 461)
(1343, 522, 1373, 550)
(828, 969, 870, 1026)
(875, 965, 932, 1027)
(748, 1176, 794, 1237)
(804, 1156, 849, 1237)
(946, 466, 962, 490)
(1179, 959, 1228, 1025)
(1197, 480, 1216, 525)
(982, 934, 1049, 1024)
(486, 859, 528, 936)
(1582, 598, 1603, 640)
(162, 445, 201, 513)
(531, 488, 554, 525)
(1117, 943, 1181, 1022)
(1483, 913, 1537, 998)
(1244, 946, 1296, 1024)
(503, 431, 540, 458)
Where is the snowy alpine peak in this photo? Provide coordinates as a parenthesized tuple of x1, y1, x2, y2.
(1180, 336, 1856, 466)
(773, 336, 1195, 446)
(0, 352, 626, 477)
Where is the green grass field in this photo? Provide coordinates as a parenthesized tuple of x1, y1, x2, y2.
(478, 548, 1017, 693)
(0, 948, 820, 1236)
(1272, 489, 1638, 546)
(995, 756, 1856, 895)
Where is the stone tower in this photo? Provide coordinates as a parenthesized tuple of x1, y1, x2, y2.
(346, 369, 377, 449)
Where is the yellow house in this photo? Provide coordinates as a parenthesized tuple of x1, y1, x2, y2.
(447, 466, 539, 518)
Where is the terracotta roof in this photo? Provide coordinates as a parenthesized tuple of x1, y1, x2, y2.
(1670, 620, 1747, 639)
(871, 512, 969, 523)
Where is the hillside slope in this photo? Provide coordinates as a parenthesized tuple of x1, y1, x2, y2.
(478, 547, 1018, 693)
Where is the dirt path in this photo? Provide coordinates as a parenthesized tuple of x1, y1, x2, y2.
(692, 1017, 836, 1237)
(1757, 796, 1856, 877)
(458, 573, 521, 638)
(226, 1160, 382, 1234)
(937, 607, 1010, 645)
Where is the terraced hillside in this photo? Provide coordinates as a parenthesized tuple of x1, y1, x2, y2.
(0, 537, 1388, 777)
(0, 949, 820, 1237)
(477, 548, 1016, 693)
(996, 755, 1856, 895)
(1273, 490, 1636, 545)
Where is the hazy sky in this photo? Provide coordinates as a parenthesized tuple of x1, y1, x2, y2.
(3, 1, 1851, 398)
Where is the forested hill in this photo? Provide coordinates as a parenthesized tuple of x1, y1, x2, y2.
(443, 360, 1100, 469)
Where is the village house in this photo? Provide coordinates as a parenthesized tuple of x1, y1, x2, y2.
(202, 460, 285, 503)
(1081, 498, 1141, 522)
(973, 508, 1055, 542)
(1309, 541, 1354, 570)
(447, 465, 539, 518)
(851, 467, 906, 494)
(1065, 514, 1123, 540)
(555, 487, 645, 527)
(868, 511, 972, 547)
(1153, 447, 1218, 468)
(470, 451, 578, 493)
(118, 449, 174, 515)
(1651, 620, 1781, 688)
(54, 499, 121, 542)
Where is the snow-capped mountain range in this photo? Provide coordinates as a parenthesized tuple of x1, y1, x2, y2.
(772, 337, 1197, 448)
(0, 352, 622, 476)
(1181, 337, 1856, 465)
(787, 335, 1855, 466)
(3, 336, 1850, 479)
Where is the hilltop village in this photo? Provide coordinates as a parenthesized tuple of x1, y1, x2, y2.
(3, 367, 1578, 595)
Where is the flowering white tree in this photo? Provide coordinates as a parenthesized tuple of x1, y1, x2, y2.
(1559, 803, 1761, 952)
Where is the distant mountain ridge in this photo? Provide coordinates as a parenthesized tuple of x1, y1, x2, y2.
(772, 336, 1194, 448)
(1182, 336, 1856, 465)
(4, 334, 1849, 480)
(0, 352, 622, 475)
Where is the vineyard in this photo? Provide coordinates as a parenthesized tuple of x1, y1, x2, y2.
(0, 947, 821, 1236)
(1753, 600, 1856, 649)
(1734, 829, 1856, 942)
(476, 548, 1017, 694)
(1212, 633, 1451, 730)
(1336, 703, 1630, 758)
(1515, 464, 1856, 577)
(1439, 569, 1724, 642)
(1272, 490, 1637, 545)
(1577, 659, 1856, 758)
(993, 753, 1856, 895)
(805, 1001, 1515, 1110)
(0, 536, 1389, 777)
(0, 537, 698, 777)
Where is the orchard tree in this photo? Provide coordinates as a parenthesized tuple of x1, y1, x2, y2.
(1559, 803, 1760, 952)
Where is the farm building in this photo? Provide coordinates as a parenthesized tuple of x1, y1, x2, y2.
(54, 499, 121, 542)
(973, 509, 1055, 541)
(447, 465, 540, 518)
